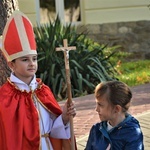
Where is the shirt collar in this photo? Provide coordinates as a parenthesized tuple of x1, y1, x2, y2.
(10, 73, 37, 92)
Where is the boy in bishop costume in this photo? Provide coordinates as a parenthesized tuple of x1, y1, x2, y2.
(0, 10, 76, 150)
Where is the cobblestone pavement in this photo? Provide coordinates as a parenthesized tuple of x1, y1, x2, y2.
(59, 83, 150, 150)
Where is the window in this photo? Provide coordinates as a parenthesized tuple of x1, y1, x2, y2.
(39, 0, 81, 24)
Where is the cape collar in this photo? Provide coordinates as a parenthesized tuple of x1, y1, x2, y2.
(10, 73, 38, 92)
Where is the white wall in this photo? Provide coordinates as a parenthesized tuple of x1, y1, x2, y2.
(18, 0, 38, 26)
(80, 0, 150, 24)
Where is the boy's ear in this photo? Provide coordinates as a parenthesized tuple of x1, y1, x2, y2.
(7, 61, 14, 70)
(115, 105, 122, 113)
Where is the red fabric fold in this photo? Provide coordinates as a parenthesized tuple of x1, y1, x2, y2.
(0, 79, 75, 150)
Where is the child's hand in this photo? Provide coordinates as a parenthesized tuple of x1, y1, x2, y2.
(62, 100, 76, 125)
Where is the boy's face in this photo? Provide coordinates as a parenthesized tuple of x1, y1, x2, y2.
(95, 95, 115, 122)
(8, 54, 38, 84)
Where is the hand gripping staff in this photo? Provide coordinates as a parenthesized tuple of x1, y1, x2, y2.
(56, 39, 76, 150)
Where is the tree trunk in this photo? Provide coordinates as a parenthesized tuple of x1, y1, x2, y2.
(0, 0, 18, 86)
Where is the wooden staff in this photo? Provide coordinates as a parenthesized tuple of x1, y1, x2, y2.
(56, 39, 76, 150)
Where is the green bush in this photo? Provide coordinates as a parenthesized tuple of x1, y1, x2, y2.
(34, 17, 117, 100)
(115, 60, 150, 86)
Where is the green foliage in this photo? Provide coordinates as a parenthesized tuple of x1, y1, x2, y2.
(116, 60, 150, 87)
(34, 17, 117, 100)
(104, 46, 150, 86)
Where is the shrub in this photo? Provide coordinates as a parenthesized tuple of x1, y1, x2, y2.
(115, 60, 150, 86)
(34, 17, 117, 100)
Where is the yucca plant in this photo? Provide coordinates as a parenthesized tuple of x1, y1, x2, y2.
(34, 16, 117, 100)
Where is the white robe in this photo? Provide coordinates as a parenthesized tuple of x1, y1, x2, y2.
(10, 73, 70, 150)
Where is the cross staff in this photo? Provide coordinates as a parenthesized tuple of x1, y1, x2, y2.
(56, 39, 76, 150)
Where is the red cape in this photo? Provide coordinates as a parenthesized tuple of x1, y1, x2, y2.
(0, 79, 74, 150)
